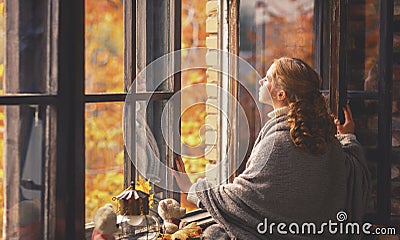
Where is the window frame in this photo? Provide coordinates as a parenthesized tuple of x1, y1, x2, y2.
(124, 0, 182, 200)
(318, 0, 394, 225)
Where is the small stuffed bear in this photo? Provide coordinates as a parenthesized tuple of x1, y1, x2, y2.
(92, 204, 118, 240)
(158, 198, 186, 234)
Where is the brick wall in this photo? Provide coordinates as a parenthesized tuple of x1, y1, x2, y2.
(204, 0, 219, 185)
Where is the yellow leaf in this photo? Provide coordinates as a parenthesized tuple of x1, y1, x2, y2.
(135, 176, 151, 195)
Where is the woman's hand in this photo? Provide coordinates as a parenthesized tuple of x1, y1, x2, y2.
(335, 103, 355, 134)
(172, 156, 192, 193)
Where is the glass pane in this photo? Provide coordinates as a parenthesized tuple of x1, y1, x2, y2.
(395, 0, 400, 66)
(124, 99, 181, 218)
(85, 103, 124, 223)
(0, 1, 4, 95)
(133, 101, 167, 185)
(394, 81, 400, 149)
(0, 106, 3, 237)
(239, 0, 315, 151)
(2, 105, 52, 240)
(249, 0, 315, 77)
(239, 0, 315, 117)
(85, 0, 124, 94)
(129, 100, 177, 193)
(395, 32, 400, 65)
(349, 99, 379, 214)
(135, 0, 174, 93)
(348, 0, 379, 92)
(351, 99, 379, 148)
(392, 180, 400, 216)
(180, 0, 208, 211)
(2, 1, 55, 95)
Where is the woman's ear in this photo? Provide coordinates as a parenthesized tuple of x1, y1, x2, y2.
(277, 90, 286, 101)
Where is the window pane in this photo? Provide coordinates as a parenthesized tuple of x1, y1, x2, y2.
(128, 100, 175, 192)
(239, 0, 314, 112)
(349, 99, 378, 214)
(135, 0, 174, 93)
(3, 1, 55, 95)
(239, 0, 315, 150)
(132, 101, 161, 183)
(2, 105, 53, 240)
(0, 1, 4, 95)
(181, 0, 208, 211)
(391, 0, 400, 225)
(0, 106, 3, 237)
(85, 0, 124, 94)
(348, 0, 379, 92)
(248, 0, 315, 77)
(121, 98, 178, 219)
(85, 103, 124, 223)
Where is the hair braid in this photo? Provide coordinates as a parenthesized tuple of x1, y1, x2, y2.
(272, 57, 336, 155)
(287, 91, 336, 154)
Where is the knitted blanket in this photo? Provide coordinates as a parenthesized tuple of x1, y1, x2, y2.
(193, 114, 371, 239)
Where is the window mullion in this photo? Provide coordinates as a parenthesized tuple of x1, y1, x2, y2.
(56, 0, 85, 239)
(123, 0, 136, 188)
(328, 0, 348, 122)
(377, 0, 394, 225)
(0, 95, 57, 105)
(227, 0, 239, 182)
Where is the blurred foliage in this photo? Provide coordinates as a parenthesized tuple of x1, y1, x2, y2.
(364, 0, 379, 78)
(180, 0, 208, 211)
(84, 0, 124, 222)
(264, 5, 314, 69)
(0, 105, 3, 237)
(85, 102, 124, 222)
(85, 0, 124, 94)
(181, 0, 207, 172)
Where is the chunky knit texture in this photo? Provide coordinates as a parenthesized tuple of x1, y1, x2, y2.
(190, 113, 371, 240)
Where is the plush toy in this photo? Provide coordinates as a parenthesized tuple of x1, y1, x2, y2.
(92, 204, 118, 240)
(158, 198, 186, 234)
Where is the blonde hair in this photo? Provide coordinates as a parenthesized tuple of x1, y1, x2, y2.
(272, 57, 336, 155)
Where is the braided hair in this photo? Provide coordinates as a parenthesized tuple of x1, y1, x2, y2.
(272, 57, 336, 155)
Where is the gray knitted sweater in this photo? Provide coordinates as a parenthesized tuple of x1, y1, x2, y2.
(190, 111, 371, 239)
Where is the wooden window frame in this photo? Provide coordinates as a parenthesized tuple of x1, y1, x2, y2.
(124, 0, 182, 201)
(317, 0, 394, 225)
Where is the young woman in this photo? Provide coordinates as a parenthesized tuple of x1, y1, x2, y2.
(174, 57, 371, 239)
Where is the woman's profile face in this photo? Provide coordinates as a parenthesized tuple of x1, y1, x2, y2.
(259, 63, 275, 106)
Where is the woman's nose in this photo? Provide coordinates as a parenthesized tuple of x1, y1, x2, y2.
(259, 79, 263, 86)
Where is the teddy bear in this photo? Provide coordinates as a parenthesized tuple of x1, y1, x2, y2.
(157, 198, 186, 234)
(92, 204, 119, 240)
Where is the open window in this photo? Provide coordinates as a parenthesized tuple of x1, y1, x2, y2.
(315, 0, 397, 227)
(0, 0, 398, 238)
